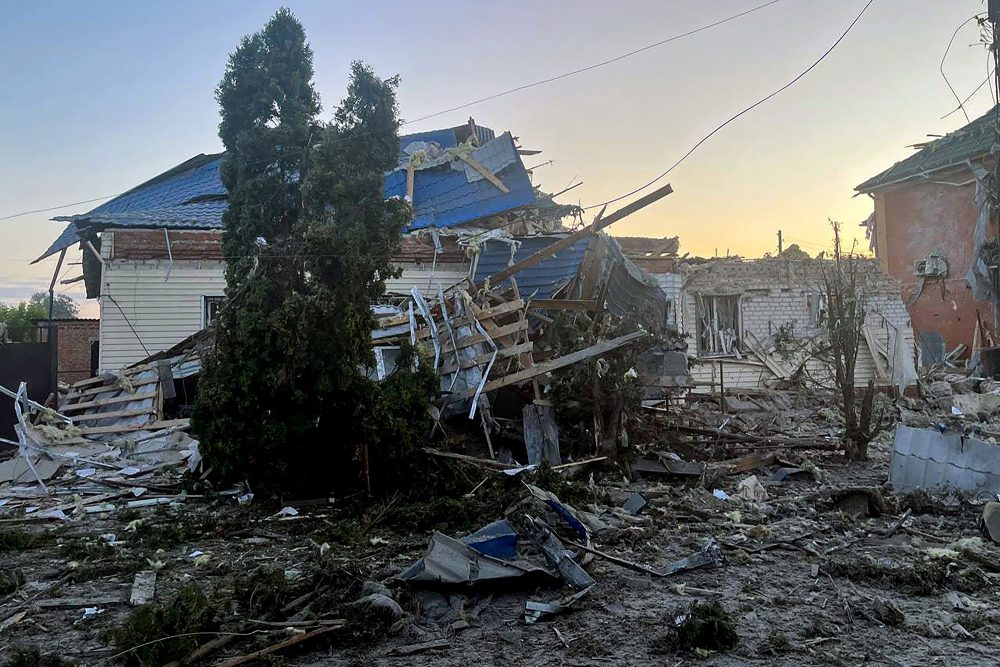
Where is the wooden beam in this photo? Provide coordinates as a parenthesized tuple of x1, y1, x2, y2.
(457, 154, 509, 193)
(438, 342, 533, 375)
(406, 162, 415, 202)
(482, 183, 673, 287)
(64, 377, 160, 402)
(67, 363, 155, 389)
(471, 298, 525, 320)
(62, 392, 158, 413)
(69, 407, 158, 423)
(529, 299, 598, 312)
(76, 418, 189, 436)
(439, 320, 528, 354)
(443, 331, 647, 403)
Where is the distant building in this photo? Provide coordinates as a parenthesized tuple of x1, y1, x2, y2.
(680, 257, 915, 392)
(856, 105, 999, 363)
(31, 318, 99, 384)
(607, 236, 917, 391)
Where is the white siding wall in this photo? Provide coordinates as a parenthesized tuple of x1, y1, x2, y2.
(655, 273, 683, 329)
(682, 284, 915, 391)
(99, 260, 226, 370)
(97, 258, 473, 370)
(384, 262, 470, 296)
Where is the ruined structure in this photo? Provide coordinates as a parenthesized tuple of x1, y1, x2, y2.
(857, 104, 998, 362)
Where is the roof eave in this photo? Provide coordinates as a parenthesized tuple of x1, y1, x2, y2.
(855, 154, 988, 194)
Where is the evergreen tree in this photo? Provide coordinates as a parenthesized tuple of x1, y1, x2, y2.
(194, 13, 434, 495)
(215, 7, 320, 286)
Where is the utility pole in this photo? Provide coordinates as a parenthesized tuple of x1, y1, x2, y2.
(777, 229, 783, 255)
(991, 0, 1000, 327)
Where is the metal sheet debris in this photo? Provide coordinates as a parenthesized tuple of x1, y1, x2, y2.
(889, 425, 1000, 494)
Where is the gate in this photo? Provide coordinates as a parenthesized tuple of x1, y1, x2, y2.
(0, 325, 56, 443)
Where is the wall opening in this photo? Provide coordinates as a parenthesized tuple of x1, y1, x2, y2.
(695, 294, 740, 356)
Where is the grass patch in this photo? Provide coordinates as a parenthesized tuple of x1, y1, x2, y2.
(676, 602, 739, 652)
(233, 566, 288, 617)
(824, 554, 986, 595)
(0, 528, 47, 552)
(758, 631, 791, 656)
(111, 583, 218, 666)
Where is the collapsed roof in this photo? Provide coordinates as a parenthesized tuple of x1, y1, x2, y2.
(35, 121, 570, 263)
(856, 104, 1000, 193)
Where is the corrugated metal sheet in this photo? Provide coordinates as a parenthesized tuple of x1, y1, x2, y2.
(599, 236, 667, 328)
(386, 132, 538, 231)
(40, 126, 542, 262)
(473, 235, 589, 300)
(889, 425, 1000, 493)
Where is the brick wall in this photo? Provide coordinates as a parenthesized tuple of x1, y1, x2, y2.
(680, 258, 910, 355)
(876, 181, 983, 351)
(111, 230, 223, 260)
(52, 319, 99, 384)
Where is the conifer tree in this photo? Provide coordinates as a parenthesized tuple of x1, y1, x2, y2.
(194, 12, 434, 494)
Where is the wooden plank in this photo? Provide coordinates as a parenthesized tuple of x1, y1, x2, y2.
(473, 298, 525, 320)
(438, 342, 533, 375)
(376, 313, 411, 328)
(69, 408, 158, 424)
(529, 299, 598, 312)
(443, 331, 647, 403)
(76, 419, 189, 436)
(406, 161, 415, 201)
(456, 154, 509, 193)
(440, 320, 528, 354)
(62, 392, 159, 413)
(469, 303, 530, 372)
(482, 183, 673, 287)
(36, 596, 122, 609)
(63, 377, 160, 402)
(129, 571, 157, 606)
(742, 331, 792, 380)
(217, 626, 342, 667)
(67, 363, 155, 390)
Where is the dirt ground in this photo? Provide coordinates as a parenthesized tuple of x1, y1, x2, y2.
(3, 426, 999, 667)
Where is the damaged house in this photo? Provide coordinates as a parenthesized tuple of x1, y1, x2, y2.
(33, 120, 607, 370)
(679, 257, 916, 392)
(603, 235, 918, 392)
(856, 104, 1000, 364)
(30, 120, 675, 450)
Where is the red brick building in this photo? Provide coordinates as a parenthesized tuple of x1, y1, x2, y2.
(856, 105, 998, 363)
(40, 318, 99, 384)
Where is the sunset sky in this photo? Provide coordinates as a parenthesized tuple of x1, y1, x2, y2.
(0, 0, 994, 317)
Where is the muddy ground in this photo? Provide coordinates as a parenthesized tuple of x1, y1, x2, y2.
(3, 427, 999, 667)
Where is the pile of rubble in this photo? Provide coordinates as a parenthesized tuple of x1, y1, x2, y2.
(4, 373, 1000, 665)
(0, 358, 202, 519)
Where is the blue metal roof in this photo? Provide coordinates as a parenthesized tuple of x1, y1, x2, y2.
(473, 235, 590, 300)
(37, 125, 540, 262)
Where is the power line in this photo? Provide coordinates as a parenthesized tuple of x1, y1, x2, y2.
(0, 195, 118, 222)
(940, 14, 985, 125)
(942, 66, 995, 119)
(404, 0, 791, 125)
(581, 0, 877, 211)
(0, 0, 792, 224)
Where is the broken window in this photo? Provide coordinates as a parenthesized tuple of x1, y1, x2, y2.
(695, 294, 740, 356)
(202, 295, 225, 328)
(807, 293, 828, 325)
